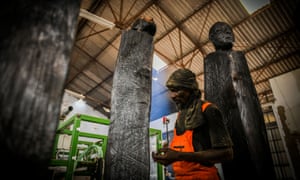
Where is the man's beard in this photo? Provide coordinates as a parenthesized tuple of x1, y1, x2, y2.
(175, 101, 183, 110)
(175, 99, 189, 111)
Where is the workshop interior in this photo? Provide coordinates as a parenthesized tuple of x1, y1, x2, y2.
(47, 0, 300, 179)
(1, 0, 299, 180)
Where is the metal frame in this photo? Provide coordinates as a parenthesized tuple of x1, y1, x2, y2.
(150, 128, 163, 180)
(49, 115, 163, 180)
(49, 114, 110, 180)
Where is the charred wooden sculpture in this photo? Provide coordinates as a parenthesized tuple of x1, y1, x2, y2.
(131, 15, 156, 36)
(204, 22, 276, 180)
(104, 21, 155, 179)
(0, 1, 81, 179)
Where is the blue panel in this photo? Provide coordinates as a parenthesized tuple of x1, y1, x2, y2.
(150, 69, 177, 121)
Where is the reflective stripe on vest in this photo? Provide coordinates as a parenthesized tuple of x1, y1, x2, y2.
(201, 101, 211, 112)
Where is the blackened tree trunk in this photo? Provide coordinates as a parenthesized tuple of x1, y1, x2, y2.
(204, 50, 276, 180)
(0, 1, 80, 179)
(104, 30, 154, 180)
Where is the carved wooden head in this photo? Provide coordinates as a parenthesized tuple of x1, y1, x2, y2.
(209, 22, 234, 50)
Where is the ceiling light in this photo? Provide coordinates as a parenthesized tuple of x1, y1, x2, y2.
(79, 9, 115, 29)
(65, 89, 85, 99)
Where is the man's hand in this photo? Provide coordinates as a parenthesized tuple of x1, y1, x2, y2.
(152, 148, 179, 166)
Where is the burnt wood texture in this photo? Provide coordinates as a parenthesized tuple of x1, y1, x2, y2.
(0, 1, 80, 179)
(204, 22, 276, 180)
(104, 29, 154, 180)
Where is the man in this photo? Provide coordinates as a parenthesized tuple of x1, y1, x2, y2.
(152, 68, 233, 180)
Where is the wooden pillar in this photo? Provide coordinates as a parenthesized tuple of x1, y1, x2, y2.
(104, 30, 154, 180)
(204, 51, 276, 180)
(0, 1, 80, 179)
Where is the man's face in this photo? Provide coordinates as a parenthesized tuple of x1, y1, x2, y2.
(168, 87, 191, 108)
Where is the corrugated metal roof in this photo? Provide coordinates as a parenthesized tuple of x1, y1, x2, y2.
(66, 0, 300, 117)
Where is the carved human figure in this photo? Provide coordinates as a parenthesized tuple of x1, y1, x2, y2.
(209, 21, 235, 50)
(204, 22, 276, 180)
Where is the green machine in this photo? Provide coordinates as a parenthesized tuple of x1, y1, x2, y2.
(49, 114, 163, 180)
(49, 114, 110, 180)
(149, 128, 164, 180)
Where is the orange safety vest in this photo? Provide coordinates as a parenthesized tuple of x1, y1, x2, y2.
(170, 101, 220, 180)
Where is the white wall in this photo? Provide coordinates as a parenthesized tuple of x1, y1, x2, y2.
(150, 112, 177, 134)
(269, 68, 300, 134)
(60, 92, 108, 120)
(59, 91, 110, 138)
(61, 90, 173, 137)
(269, 68, 300, 180)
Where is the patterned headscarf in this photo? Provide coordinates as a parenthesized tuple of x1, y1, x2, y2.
(166, 68, 199, 90)
(166, 68, 204, 134)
